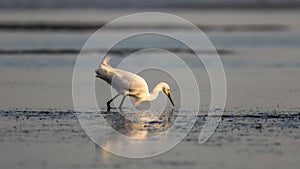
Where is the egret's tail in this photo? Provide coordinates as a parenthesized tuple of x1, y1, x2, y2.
(95, 56, 114, 83)
(101, 55, 111, 66)
(100, 55, 114, 72)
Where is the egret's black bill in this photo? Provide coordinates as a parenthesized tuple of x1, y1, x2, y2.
(167, 94, 175, 106)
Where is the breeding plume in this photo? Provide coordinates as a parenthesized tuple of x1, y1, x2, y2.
(95, 56, 175, 111)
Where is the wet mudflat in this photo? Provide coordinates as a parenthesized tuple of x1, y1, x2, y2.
(0, 108, 299, 169)
(0, 9, 300, 169)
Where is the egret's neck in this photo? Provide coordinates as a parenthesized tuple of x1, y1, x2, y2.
(148, 90, 160, 101)
(148, 85, 163, 101)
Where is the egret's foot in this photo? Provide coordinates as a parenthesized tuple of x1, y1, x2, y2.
(106, 105, 119, 112)
(106, 102, 111, 112)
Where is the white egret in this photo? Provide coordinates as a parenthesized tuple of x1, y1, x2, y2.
(95, 56, 175, 111)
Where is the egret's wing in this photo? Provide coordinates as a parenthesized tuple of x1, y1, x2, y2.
(112, 69, 149, 95)
(129, 75, 149, 93)
(96, 57, 149, 97)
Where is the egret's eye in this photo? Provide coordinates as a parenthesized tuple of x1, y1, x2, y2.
(165, 88, 170, 94)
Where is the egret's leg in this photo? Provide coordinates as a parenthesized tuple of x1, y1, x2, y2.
(118, 96, 126, 109)
(107, 93, 122, 112)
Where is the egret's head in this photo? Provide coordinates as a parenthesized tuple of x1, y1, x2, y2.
(159, 82, 175, 106)
(162, 86, 170, 96)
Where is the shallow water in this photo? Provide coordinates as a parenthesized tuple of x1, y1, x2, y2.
(1, 108, 300, 168)
(0, 9, 300, 169)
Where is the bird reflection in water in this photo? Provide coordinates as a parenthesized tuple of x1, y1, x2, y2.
(95, 108, 174, 162)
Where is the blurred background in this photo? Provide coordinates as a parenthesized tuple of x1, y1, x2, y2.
(0, 1, 300, 169)
(1, 0, 300, 8)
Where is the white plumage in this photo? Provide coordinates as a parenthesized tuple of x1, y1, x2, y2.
(95, 56, 174, 111)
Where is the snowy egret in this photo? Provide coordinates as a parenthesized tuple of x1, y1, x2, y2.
(95, 56, 175, 111)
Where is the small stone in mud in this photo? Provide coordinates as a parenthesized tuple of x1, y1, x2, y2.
(255, 123, 262, 129)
